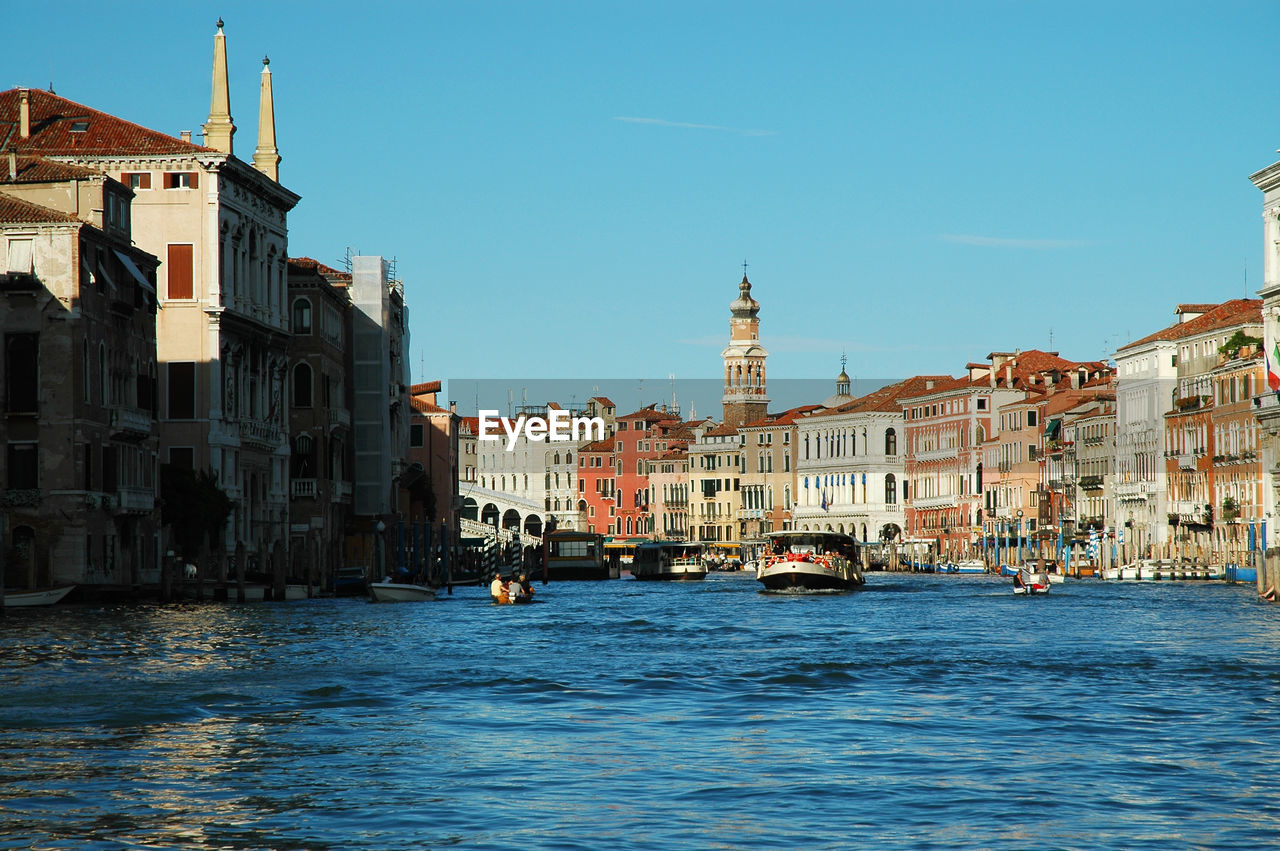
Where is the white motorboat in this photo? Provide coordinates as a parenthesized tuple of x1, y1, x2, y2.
(368, 580, 436, 603)
(3, 585, 75, 607)
(756, 530, 864, 592)
(938, 559, 987, 575)
(632, 542, 707, 581)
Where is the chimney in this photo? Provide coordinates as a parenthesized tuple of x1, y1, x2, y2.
(449, 401, 457, 414)
(18, 88, 30, 137)
(180, 130, 192, 143)
(1005, 364, 1013, 386)
(7, 152, 15, 180)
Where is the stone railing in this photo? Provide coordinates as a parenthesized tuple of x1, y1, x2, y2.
(110, 405, 154, 439)
(239, 420, 284, 450)
(115, 486, 155, 514)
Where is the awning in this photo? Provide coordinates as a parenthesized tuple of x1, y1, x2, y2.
(1044, 418, 1062, 441)
(114, 249, 155, 294)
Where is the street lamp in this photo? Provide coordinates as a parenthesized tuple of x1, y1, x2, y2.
(1016, 509, 1025, 565)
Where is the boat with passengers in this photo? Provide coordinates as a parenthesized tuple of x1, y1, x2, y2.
(631, 541, 707, 581)
(756, 530, 864, 592)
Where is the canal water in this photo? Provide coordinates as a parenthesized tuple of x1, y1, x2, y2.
(3, 573, 1280, 850)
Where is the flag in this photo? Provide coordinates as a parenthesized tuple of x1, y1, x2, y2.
(1270, 342, 1280, 393)
(821, 489, 829, 512)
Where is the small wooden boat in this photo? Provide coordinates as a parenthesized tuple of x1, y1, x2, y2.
(4, 585, 75, 607)
(368, 580, 436, 603)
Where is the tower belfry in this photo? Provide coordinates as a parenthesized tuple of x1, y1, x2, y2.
(202, 18, 236, 153)
(720, 268, 769, 428)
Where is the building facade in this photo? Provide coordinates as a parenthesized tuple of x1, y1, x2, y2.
(1, 160, 161, 591)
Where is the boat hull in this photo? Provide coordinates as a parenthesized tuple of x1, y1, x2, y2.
(3, 585, 75, 607)
(1013, 584, 1050, 595)
(756, 560, 863, 592)
(368, 582, 436, 603)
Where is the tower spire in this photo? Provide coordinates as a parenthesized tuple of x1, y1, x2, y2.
(202, 18, 236, 153)
(253, 55, 281, 181)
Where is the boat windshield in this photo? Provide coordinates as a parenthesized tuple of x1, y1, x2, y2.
(769, 534, 857, 560)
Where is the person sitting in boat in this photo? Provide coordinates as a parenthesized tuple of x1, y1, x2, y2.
(1015, 566, 1031, 589)
(514, 573, 534, 600)
(490, 573, 508, 604)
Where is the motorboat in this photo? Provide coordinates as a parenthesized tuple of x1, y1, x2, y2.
(937, 559, 987, 575)
(3, 585, 75, 607)
(1012, 568, 1050, 595)
(632, 542, 707, 581)
(368, 578, 436, 603)
(756, 530, 864, 592)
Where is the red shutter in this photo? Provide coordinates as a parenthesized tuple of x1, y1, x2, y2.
(167, 244, 193, 299)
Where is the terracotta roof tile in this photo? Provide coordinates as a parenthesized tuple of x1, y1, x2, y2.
(808, 376, 956, 416)
(1118, 299, 1262, 352)
(411, 380, 442, 395)
(410, 398, 449, 415)
(0, 154, 106, 184)
(0, 88, 214, 157)
(581, 438, 615, 453)
(0, 191, 80, 224)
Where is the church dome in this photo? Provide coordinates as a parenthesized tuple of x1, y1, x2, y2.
(730, 274, 759, 319)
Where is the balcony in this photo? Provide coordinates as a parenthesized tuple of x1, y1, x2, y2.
(328, 408, 352, 429)
(1176, 453, 1196, 470)
(1115, 481, 1155, 500)
(915, 447, 959, 463)
(292, 478, 317, 499)
(1078, 475, 1104, 492)
(115, 486, 155, 514)
(911, 494, 959, 510)
(239, 420, 284, 451)
(110, 405, 154, 440)
(335, 480, 353, 502)
(1255, 392, 1280, 434)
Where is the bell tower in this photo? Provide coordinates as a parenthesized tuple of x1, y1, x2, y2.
(721, 264, 769, 428)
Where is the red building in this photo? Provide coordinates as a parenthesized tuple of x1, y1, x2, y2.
(577, 438, 616, 535)
(613, 405, 683, 537)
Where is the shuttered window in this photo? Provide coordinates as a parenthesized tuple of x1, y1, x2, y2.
(166, 244, 193, 299)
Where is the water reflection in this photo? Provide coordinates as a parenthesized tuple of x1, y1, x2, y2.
(2, 581, 1280, 848)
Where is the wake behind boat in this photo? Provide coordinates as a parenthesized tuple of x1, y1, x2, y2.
(756, 530, 864, 592)
(632, 541, 707, 581)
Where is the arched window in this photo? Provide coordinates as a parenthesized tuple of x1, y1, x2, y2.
(885, 428, 897, 456)
(885, 474, 897, 505)
(292, 363, 313, 407)
(292, 296, 312, 333)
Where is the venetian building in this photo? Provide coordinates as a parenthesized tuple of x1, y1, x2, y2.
(1250, 153, 1280, 595)
(0, 22, 301, 588)
(721, 271, 769, 429)
(0, 160, 161, 592)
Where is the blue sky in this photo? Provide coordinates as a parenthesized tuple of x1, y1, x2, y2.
(8, 1, 1280, 403)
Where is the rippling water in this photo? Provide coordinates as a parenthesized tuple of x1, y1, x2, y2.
(3, 574, 1280, 849)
